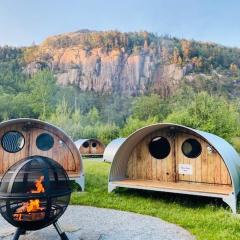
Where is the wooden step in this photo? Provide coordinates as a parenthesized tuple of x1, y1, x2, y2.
(112, 179, 232, 195)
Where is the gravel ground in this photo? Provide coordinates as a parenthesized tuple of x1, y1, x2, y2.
(0, 206, 195, 240)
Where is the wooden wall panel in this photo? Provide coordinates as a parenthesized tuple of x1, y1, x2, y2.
(28, 128, 76, 171)
(127, 129, 231, 186)
(90, 140, 105, 154)
(0, 124, 29, 175)
(173, 132, 231, 185)
(127, 129, 175, 182)
(80, 145, 90, 155)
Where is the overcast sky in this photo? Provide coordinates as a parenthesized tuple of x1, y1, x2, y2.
(0, 0, 239, 47)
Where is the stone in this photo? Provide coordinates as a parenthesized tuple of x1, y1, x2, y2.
(0, 206, 195, 240)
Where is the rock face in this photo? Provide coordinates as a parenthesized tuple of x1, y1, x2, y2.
(24, 32, 189, 96)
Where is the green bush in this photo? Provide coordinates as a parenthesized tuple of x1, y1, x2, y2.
(231, 137, 240, 153)
(166, 92, 240, 141)
(120, 116, 158, 137)
(132, 94, 170, 121)
(46, 99, 120, 144)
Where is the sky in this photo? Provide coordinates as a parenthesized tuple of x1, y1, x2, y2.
(0, 0, 239, 47)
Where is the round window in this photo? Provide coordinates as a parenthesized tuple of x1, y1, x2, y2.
(83, 141, 89, 148)
(182, 138, 202, 158)
(1, 131, 25, 153)
(149, 136, 171, 159)
(36, 133, 54, 151)
(92, 142, 97, 148)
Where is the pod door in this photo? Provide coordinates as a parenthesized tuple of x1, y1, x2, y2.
(148, 132, 175, 182)
(127, 130, 175, 182)
(175, 133, 231, 185)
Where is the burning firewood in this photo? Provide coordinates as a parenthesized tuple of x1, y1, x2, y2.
(13, 176, 45, 221)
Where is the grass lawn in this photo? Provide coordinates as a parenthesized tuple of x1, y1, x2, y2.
(71, 159, 240, 240)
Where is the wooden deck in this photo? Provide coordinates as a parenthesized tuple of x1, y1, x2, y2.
(112, 179, 232, 195)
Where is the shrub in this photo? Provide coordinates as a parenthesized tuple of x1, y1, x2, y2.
(166, 92, 240, 141)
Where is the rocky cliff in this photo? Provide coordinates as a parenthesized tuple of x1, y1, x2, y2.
(23, 31, 194, 96)
(23, 30, 240, 96)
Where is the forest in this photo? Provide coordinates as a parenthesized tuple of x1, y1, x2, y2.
(1, 66, 240, 150)
(1, 32, 240, 150)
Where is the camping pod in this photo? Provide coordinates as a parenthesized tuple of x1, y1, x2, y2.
(0, 118, 84, 190)
(75, 139, 105, 157)
(103, 138, 126, 162)
(108, 123, 240, 213)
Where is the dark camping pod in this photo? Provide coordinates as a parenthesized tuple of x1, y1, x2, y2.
(108, 123, 240, 213)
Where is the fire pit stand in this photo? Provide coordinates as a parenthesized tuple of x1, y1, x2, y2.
(12, 228, 26, 240)
(0, 156, 72, 240)
(12, 222, 68, 240)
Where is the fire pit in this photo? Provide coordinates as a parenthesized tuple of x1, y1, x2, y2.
(0, 155, 71, 240)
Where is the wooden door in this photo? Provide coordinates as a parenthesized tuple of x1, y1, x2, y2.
(175, 132, 231, 185)
(175, 133, 200, 183)
(152, 130, 176, 182)
(127, 129, 176, 182)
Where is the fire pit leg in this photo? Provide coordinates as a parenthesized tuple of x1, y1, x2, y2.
(12, 228, 26, 240)
(53, 221, 69, 240)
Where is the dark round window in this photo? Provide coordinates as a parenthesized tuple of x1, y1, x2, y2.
(1, 131, 25, 153)
(83, 141, 89, 148)
(92, 142, 97, 148)
(182, 138, 202, 158)
(149, 136, 171, 159)
(36, 133, 54, 151)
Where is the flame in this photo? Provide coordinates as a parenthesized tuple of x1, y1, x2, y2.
(31, 176, 45, 193)
(14, 176, 45, 221)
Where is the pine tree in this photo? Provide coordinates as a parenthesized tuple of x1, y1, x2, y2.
(230, 63, 238, 76)
(173, 47, 180, 64)
(181, 40, 191, 60)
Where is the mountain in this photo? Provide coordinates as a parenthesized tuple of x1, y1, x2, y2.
(2, 30, 240, 97)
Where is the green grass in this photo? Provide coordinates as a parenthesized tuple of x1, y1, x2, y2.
(71, 160, 240, 240)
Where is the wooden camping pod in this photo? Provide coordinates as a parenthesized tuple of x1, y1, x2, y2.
(108, 123, 240, 213)
(0, 118, 84, 190)
(75, 139, 105, 157)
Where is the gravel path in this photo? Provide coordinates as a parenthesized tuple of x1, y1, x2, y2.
(0, 206, 195, 240)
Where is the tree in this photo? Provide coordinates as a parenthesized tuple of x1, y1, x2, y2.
(172, 47, 180, 64)
(230, 63, 239, 76)
(82, 107, 100, 126)
(181, 40, 191, 60)
(192, 56, 203, 70)
(102, 94, 133, 126)
(27, 70, 58, 118)
(132, 94, 169, 121)
(166, 92, 240, 140)
(161, 46, 169, 63)
(95, 124, 120, 144)
(178, 56, 183, 65)
(47, 98, 83, 140)
(120, 116, 158, 137)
